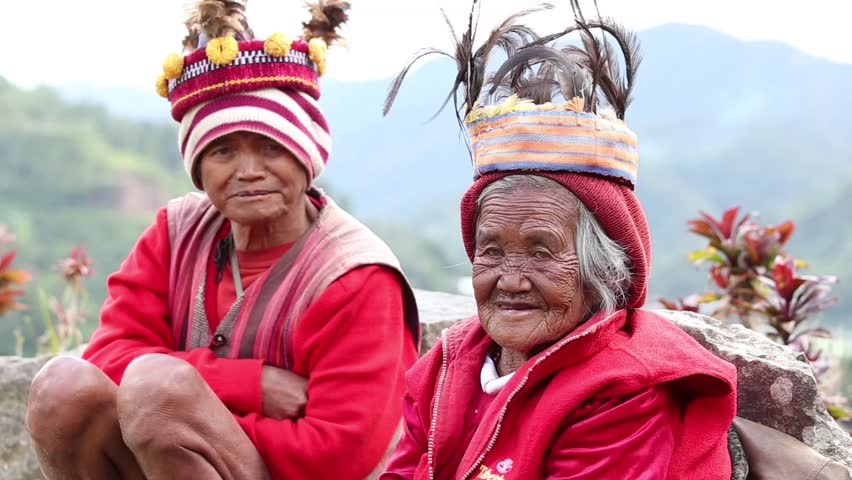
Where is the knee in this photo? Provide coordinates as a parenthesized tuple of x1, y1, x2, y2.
(117, 354, 204, 450)
(27, 356, 115, 445)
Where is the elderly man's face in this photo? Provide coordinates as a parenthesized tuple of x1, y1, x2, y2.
(199, 131, 308, 226)
(473, 183, 586, 357)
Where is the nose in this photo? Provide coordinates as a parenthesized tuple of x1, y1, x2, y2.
(496, 267, 532, 294)
(235, 152, 266, 181)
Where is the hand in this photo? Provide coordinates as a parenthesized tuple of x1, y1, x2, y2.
(261, 365, 308, 420)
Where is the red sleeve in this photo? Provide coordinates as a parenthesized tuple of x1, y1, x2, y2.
(544, 385, 683, 479)
(236, 265, 419, 480)
(83, 208, 264, 415)
(378, 394, 429, 479)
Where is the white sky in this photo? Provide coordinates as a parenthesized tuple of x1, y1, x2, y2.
(2, 0, 850, 89)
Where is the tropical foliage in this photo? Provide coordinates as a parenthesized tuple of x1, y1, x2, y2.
(661, 207, 846, 417)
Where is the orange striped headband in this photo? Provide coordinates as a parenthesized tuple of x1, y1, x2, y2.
(466, 99, 639, 188)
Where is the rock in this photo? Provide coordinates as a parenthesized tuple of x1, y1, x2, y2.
(659, 309, 852, 470)
(413, 289, 477, 352)
(0, 354, 53, 480)
(840, 419, 852, 435)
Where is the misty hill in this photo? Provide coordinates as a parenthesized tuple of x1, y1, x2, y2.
(2, 23, 847, 356)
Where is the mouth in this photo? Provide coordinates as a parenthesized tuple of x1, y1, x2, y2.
(495, 301, 541, 312)
(233, 190, 275, 199)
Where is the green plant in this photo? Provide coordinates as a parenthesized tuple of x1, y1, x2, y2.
(661, 207, 848, 418)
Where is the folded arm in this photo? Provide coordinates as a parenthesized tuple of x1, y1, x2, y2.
(236, 265, 418, 480)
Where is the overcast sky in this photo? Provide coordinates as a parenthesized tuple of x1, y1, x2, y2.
(3, 0, 850, 89)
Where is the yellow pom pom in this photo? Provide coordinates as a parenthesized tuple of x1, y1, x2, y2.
(162, 53, 185, 80)
(206, 37, 239, 65)
(264, 33, 292, 57)
(308, 38, 328, 75)
(155, 74, 169, 98)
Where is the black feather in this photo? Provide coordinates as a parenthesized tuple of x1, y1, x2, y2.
(524, 8, 643, 119)
(382, 48, 455, 116)
(383, 0, 548, 125)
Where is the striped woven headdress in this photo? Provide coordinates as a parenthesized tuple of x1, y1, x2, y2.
(384, 0, 643, 189)
(157, 0, 350, 189)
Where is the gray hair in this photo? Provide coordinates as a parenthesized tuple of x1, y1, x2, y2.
(477, 175, 631, 314)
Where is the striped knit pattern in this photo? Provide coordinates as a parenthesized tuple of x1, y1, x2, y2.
(178, 88, 331, 188)
(167, 40, 319, 121)
(467, 110, 639, 188)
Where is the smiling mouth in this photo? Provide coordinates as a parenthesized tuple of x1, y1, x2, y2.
(496, 302, 541, 311)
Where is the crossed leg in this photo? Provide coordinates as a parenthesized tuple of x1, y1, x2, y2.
(27, 354, 271, 480)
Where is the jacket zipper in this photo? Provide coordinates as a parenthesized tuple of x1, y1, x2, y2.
(460, 326, 601, 480)
(428, 329, 451, 480)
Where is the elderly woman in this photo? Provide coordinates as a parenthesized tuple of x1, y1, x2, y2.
(26, 2, 418, 480)
(380, 3, 737, 479)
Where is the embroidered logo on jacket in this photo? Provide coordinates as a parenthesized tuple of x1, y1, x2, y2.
(477, 464, 507, 480)
(496, 459, 513, 474)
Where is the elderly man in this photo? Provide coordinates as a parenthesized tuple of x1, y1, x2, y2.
(380, 2, 737, 479)
(26, 2, 418, 479)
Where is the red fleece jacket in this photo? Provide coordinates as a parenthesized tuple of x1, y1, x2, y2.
(381, 309, 737, 480)
(84, 208, 418, 479)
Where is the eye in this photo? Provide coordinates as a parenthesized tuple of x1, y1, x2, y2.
(263, 142, 287, 154)
(479, 246, 502, 258)
(206, 145, 231, 158)
(532, 249, 552, 260)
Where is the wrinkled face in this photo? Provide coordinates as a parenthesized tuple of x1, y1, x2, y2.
(473, 182, 587, 356)
(199, 131, 308, 226)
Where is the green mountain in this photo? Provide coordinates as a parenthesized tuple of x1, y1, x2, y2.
(0, 77, 194, 352)
(2, 23, 850, 355)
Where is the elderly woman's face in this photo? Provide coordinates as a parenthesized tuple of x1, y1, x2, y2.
(199, 131, 308, 226)
(473, 183, 586, 356)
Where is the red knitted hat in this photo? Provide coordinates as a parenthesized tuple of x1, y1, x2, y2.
(155, 0, 349, 189)
(460, 171, 651, 308)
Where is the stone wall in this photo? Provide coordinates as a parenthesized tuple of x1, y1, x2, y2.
(0, 290, 849, 479)
(0, 354, 54, 480)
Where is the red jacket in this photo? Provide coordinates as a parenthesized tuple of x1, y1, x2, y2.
(84, 208, 419, 479)
(381, 309, 737, 480)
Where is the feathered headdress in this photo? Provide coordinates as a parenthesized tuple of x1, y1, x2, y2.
(384, 0, 643, 188)
(485, 0, 642, 120)
(156, 0, 350, 189)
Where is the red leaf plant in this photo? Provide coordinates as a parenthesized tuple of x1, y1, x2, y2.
(0, 226, 31, 316)
(672, 207, 841, 409)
